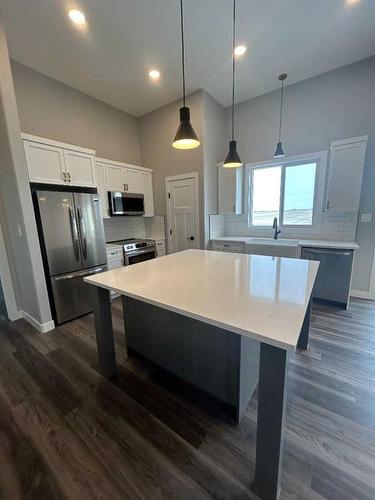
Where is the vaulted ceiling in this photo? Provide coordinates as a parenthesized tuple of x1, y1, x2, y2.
(0, 0, 374, 116)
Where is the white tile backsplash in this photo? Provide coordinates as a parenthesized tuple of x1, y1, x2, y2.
(209, 210, 358, 242)
(103, 216, 165, 243)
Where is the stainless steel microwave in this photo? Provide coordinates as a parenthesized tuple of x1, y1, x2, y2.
(108, 191, 144, 216)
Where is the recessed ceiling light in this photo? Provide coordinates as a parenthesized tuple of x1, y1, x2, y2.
(148, 69, 160, 80)
(234, 45, 247, 56)
(68, 9, 86, 25)
(345, 0, 361, 5)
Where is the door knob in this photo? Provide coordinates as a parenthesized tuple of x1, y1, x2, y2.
(187, 236, 195, 241)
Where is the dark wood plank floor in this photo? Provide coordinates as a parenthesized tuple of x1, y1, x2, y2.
(0, 298, 375, 499)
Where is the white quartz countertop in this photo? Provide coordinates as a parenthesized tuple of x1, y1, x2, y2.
(211, 236, 359, 250)
(85, 249, 319, 351)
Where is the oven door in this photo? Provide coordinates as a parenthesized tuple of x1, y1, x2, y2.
(125, 248, 156, 266)
(109, 192, 144, 216)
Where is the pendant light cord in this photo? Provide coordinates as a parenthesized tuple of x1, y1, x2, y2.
(231, 0, 236, 141)
(180, 0, 186, 107)
(278, 79, 284, 143)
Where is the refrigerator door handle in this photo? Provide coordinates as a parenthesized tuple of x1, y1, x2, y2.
(69, 205, 80, 262)
(77, 205, 88, 260)
(54, 266, 105, 281)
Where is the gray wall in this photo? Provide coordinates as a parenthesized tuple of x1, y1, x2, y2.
(0, 15, 52, 325)
(139, 91, 205, 244)
(233, 56, 375, 294)
(201, 91, 226, 247)
(11, 60, 141, 164)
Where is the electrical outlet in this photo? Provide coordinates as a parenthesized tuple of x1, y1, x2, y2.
(360, 213, 372, 223)
(17, 224, 23, 237)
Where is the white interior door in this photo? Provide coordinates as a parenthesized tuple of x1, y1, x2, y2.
(166, 174, 199, 254)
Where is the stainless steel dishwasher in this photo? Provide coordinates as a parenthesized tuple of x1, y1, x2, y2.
(301, 247, 354, 308)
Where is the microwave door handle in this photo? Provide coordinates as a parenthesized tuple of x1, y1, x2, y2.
(69, 205, 80, 261)
(77, 206, 88, 259)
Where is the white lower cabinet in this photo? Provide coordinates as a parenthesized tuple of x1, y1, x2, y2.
(155, 239, 166, 257)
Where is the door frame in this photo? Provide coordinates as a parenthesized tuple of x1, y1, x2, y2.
(0, 219, 21, 320)
(165, 172, 200, 253)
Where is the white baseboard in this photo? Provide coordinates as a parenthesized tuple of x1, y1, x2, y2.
(351, 289, 371, 300)
(21, 310, 55, 333)
(8, 309, 23, 321)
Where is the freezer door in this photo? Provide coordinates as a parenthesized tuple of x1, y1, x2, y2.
(51, 266, 107, 324)
(37, 191, 82, 276)
(74, 193, 107, 269)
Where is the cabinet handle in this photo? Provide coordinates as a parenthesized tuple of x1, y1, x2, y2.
(62, 172, 66, 182)
(67, 172, 71, 182)
(123, 184, 126, 191)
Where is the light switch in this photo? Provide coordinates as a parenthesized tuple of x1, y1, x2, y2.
(17, 224, 23, 237)
(360, 213, 372, 223)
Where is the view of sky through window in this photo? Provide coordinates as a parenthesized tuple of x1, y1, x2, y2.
(251, 162, 317, 226)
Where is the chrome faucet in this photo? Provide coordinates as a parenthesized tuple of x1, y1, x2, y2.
(272, 217, 281, 240)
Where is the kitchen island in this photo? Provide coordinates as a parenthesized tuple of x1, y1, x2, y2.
(85, 249, 319, 500)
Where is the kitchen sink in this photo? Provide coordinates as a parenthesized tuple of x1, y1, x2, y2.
(246, 238, 300, 258)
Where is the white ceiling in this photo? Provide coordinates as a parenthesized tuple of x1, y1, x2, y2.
(0, 0, 374, 117)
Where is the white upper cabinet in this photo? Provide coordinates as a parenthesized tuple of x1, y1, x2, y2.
(95, 157, 154, 219)
(63, 150, 96, 187)
(95, 162, 110, 219)
(141, 171, 154, 217)
(106, 165, 126, 191)
(326, 136, 368, 212)
(23, 141, 66, 185)
(22, 134, 96, 187)
(218, 165, 244, 214)
(124, 168, 142, 193)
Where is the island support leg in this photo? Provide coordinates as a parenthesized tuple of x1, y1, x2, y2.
(90, 285, 116, 378)
(253, 343, 288, 500)
(297, 295, 312, 350)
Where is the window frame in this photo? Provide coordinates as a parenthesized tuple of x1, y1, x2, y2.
(246, 151, 328, 235)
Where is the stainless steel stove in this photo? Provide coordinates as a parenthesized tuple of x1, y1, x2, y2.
(113, 238, 156, 266)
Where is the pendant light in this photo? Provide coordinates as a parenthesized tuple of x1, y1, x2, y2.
(172, 0, 200, 150)
(273, 73, 288, 158)
(223, 0, 242, 168)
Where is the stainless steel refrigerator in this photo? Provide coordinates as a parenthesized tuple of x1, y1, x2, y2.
(36, 190, 107, 324)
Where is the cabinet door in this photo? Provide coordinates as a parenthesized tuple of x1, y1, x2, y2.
(106, 165, 125, 191)
(63, 150, 96, 187)
(23, 141, 65, 184)
(156, 240, 166, 257)
(95, 163, 110, 218)
(141, 171, 154, 217)
(218, 166, 243, 214)
(124, 168, 141, 193)
(327, 136, 367, 212)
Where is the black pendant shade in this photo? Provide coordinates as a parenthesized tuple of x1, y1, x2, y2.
(273, 141, 285, 158)
(223, 0, 242, 168)
(274, 73, 287, 159)
(172, 0, 200, 150)
(224, 140, 242, 168)
(173, 106, 200, 150)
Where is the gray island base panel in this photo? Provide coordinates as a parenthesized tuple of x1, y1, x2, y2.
(88, 285, 312, 500)
(122, 295, 260, 422)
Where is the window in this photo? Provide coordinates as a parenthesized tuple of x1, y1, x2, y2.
(283, 163, 316, 225)
(249, 159, 318, 228)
